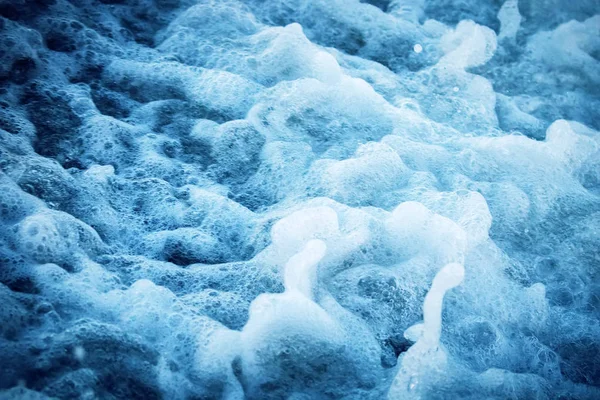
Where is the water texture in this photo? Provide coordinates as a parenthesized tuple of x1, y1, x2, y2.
(0, 0, 599, 398)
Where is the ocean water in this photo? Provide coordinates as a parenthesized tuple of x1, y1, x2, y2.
(0, 0, 599, 399)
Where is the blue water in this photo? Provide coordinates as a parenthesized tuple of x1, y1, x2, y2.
(0, 0, 599, 398)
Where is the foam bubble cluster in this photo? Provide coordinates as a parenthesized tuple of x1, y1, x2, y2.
(1, 0, 599, 399)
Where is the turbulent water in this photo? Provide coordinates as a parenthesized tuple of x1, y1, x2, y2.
(0, 0, 599, 399)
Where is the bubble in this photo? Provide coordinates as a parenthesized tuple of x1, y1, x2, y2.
(73, 345, 86, 361)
